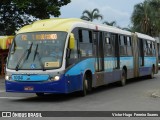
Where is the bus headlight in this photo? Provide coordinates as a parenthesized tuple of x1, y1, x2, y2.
(5, 75, 10, 80)
(51, 75, 60, 81)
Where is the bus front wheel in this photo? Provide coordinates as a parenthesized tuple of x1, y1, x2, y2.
(79, 74, 88, 97)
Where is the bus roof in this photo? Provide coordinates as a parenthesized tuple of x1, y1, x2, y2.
(17, 18, 82, 34)
(135, 32, 155, 41)
(17, 18, 131, 36)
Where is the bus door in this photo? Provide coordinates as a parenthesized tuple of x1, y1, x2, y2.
(139, 39, 144, 66)
(93, 31, 104, 86)
(112, 34, 120, 69)
(138, 38, 145, 76)
(112, 34, 121, 81)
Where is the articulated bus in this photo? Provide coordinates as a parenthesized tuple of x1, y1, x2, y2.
(5, 18, 158, 96)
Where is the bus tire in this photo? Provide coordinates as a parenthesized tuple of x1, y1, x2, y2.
(79, 74, 88, 97)
(120, 69, 126, 86)
(36, 93, 44, 97)
(149, 68, 154, 79)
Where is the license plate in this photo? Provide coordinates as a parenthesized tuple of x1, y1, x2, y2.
(24, 86, 34, 91)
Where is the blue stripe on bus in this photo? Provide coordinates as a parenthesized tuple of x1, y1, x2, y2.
(104, 57, 115, 72)
(65, 58, 95, 76)
(120, 57, 134, 69)
(139, 57, 156, 67)
(144, 57, 156, 67)
(65, 57, 134, 75)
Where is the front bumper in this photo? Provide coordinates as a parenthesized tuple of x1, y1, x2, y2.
(5, 74, 82, 94)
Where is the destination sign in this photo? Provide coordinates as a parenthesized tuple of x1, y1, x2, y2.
(21, 34, 58, 41)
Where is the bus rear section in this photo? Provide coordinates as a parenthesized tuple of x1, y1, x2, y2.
(132, 32, 158, 78)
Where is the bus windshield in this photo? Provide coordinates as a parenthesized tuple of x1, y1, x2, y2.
(7, 32, 67, 70)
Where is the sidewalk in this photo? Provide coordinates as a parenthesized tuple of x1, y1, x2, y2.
(0, 75, 5, 82)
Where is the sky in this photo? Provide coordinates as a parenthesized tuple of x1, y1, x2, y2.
(59, 0, 145, 28)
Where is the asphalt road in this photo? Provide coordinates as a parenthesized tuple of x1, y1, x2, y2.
(0, 72, 160, 119)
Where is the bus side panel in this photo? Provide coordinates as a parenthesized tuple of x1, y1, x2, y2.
(139, 57, 156, 76)
(65, 74, 83, 93)
(103, 57, 121, 83)
(65, 58, 95, 93)
(120, 56, 134, 79)
(104, 57, 114, 83)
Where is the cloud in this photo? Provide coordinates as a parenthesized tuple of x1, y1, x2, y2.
(59, 0, 144, 27)
(100, 6, 130, 26)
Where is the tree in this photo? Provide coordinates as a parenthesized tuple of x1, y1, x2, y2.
(103, 21, 117, 26)
(131, 1, 153, 35)
(122, 25, 134, 32)
(131, 0, 160, 36)
(0, 0, 71, 35)
(148, 0, 160, 36)
(80, 8, 103, 22)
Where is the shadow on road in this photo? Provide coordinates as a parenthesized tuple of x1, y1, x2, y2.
(14, 93, 80, 102)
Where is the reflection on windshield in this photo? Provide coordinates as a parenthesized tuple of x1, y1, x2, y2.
(7, 32, 67, 70)
(15, 42, 33, 71)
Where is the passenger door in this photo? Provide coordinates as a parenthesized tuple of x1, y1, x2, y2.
(139, 39, 144, 67)
(93, 31, 104, 86)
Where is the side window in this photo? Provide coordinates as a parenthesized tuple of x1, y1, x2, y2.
(104, 33, 113, 56)
(79, 29, 93, 57)
(119, 35, 125, 45)
(82, 30, 90, 43)
(126, 36, 132, 56)
(148, 41, 152, 56)
(69, 29, 78, 59)
(69, 35, 78, 59)
(152, 42, 156, 56)
(66, 28, 79, 67)
(143, 40, 147, 56)
(145, 40, 153, 56)
(127, 36, 132, 46)
(119, 35, 127, 56)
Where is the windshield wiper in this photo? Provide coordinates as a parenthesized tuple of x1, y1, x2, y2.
(33, 44, 45, 71)
(15, 42, 33, 71)
(26, 42, 33, 60)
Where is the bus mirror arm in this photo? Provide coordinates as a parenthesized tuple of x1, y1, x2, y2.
(66, 48, 71, 58)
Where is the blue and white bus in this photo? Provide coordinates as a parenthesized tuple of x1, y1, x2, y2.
(5, 18, 158, 96)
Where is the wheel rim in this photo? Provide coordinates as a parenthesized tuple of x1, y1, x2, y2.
(84, 79, 88, 90)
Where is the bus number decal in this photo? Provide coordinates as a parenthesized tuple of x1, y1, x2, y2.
(13, 75, 23, 81)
